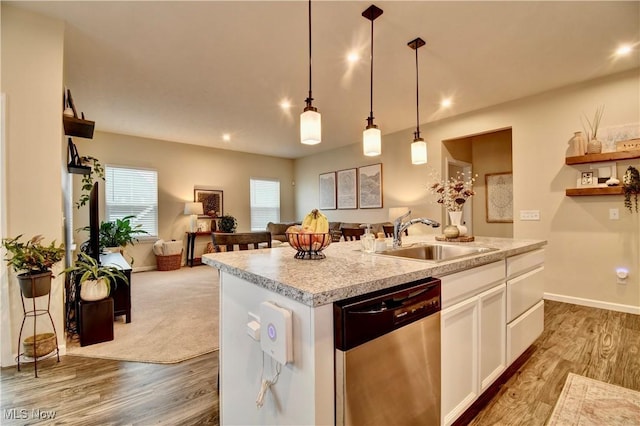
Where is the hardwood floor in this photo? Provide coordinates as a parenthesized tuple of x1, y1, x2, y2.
(1, 300, 638, 425)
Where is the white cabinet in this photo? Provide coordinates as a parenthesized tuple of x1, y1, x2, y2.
(506, 249, 545, 363)
(479, 284, 506, 391)
(440, 261, 505, 426)
(441, 296, 479, 426)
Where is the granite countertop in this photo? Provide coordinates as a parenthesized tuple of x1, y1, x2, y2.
(202, 236, 546, 307)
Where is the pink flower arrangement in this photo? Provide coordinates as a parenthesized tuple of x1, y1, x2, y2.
(428, 172, 476, 212)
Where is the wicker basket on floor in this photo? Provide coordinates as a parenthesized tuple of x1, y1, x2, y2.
(23, 333, 56, 358)
(156, 250, 183, 271)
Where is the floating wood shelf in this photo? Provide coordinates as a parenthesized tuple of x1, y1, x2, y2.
(565, 149, 640, 165)
(565, 187, 624, 196)
(63, 116, 95, 139)
(67, 164, 91, 175)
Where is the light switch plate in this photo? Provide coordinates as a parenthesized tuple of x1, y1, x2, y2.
(609, 208, 619, 220)
(520, 210, 540, 221)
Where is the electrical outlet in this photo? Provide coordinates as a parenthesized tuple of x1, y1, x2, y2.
(520, 210, 540, 221)
(609, 208, 619, 220)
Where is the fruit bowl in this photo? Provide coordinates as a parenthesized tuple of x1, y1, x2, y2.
(286, 232, 331, 259)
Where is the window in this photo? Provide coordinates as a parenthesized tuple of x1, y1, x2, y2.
(250, 178, 280, 231)
(105, 165, 158, 237)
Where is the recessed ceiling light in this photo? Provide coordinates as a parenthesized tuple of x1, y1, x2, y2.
(280, 99, 291, 110)
(222, 133, 231, 142)
(441, 98, 452, 108)
(615, 44, 633, 56)
(347, 51, 360, 63)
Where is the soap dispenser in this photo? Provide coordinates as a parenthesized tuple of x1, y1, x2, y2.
(362, 224, 375, 253)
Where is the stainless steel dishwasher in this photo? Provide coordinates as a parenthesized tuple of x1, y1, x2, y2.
(334, 277, 441, 426)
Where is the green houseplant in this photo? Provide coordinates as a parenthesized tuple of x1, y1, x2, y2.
(76, 156, 105, 209)
(2, 235, 65, 298)
(218, 214, 237, 233)
(64, 252, 129, 301)
(79, 215, 148, 259)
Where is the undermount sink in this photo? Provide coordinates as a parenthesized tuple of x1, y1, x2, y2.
(377, 243, 498, 262)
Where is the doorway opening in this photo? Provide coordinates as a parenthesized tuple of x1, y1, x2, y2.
(443, 128, 513, 238)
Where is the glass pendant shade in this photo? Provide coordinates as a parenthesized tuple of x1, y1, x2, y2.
(411, 138, 427, 164)
(300, 108, 321, 145)
(363, 126, 381, 156)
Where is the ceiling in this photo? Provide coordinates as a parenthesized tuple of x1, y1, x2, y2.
(9, 1, 640, 159)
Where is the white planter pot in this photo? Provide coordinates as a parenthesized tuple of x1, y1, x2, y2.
(80, 278, 109, 301)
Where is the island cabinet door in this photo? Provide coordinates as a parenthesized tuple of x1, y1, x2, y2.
(478, 283, 506, 392)
(441, 296, 479, 426)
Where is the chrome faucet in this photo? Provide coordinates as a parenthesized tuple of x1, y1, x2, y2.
(393, 210, 440, 249)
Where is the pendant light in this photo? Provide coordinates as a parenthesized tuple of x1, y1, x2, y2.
(300, 0, 321, 145)
(409, 37, 427, 164)
(362, 4, 383, 157)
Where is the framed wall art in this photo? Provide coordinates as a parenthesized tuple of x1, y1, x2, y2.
(318, 172, 337, 210)
(336, 168, 357, 209)
(485, 172, 513, 223)
(358, 163, 383, 209)
(194, 188, 223, 218)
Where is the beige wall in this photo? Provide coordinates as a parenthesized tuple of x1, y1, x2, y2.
(471, 129, 513, 238)
(71, 132, 295, 269)
(295, 69, 640, 311)
(1, 6, 65, 366)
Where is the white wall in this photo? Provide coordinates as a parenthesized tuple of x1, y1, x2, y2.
(295, 69, 640, 311)
(72, 132, 295, 269)
(1, 5, 66, 366)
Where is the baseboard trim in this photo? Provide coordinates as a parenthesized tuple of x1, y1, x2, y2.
(544, 293, 640, 315)
(132, 265, 157, 273)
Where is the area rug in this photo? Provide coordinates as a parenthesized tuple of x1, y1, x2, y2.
(66, 266, 219, 364)
(547, 373, 640, 425)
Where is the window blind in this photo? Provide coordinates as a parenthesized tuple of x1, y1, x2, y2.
(105, 166, 158, 237)
(250, 178, 280, 231)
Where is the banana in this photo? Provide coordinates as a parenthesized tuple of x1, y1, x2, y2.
(302, 209, 329, 233)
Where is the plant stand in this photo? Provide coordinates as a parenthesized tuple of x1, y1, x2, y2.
(16, 275, 60, 378)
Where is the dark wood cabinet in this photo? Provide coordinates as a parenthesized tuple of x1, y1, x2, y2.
(100, 252, 132, 323)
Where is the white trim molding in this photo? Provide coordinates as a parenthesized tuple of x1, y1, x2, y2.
(544, 292, 640, 315)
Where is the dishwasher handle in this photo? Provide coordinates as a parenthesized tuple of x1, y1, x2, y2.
(334, 278, 441, 351)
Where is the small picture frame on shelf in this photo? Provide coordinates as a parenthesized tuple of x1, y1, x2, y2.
(578, 171, 595, 187)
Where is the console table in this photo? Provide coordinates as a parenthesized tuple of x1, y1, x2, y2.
(186, 231, 212, 267)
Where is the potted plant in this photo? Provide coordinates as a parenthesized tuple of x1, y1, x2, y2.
(2, 235, 65, 298)
(64, 252, 129, 301)
(76, 156, 104, 209)
(79, 215, 148, 258)
(623, 165, 640, 213)
(218, 214, 237, 233)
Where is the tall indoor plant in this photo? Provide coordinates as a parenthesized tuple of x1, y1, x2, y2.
(64, 252, 129, 301)
(2, 235, 65, 298)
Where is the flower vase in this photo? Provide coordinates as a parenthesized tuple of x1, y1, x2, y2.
(586, 138, 602, 154)
(449, 210, 468, 236)
(568, 131, 586, 157)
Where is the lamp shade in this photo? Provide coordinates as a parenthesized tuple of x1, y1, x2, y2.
(300, 109, 321, 145)
(389, 207, 409, 222)
(363, 126, 381, 156)
(184, 202, 204, 216)
(411, 138, 427, 164)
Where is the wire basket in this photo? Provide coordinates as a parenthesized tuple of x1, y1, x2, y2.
(23, 333, 56, 358)
(286, 232, 331, 259)
(156, 250, 183, 271)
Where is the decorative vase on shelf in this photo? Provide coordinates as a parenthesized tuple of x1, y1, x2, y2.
(568, 131, 587, 157)
(448, 211, 467, 237)
(586, 138, 602, 154)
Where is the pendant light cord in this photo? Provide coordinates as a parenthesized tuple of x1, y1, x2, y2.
(307, 0, 313, 104)
(415, 46, 420, 138)
(369, 18, 374, 120)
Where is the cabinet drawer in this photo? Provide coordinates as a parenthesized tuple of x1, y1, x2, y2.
(506, 249, 544, 279)
(506, 266, 544, 322)
(439, 261, 505, 309)
(506, 300, 544, 364)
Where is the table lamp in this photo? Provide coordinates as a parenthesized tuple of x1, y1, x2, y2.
(184, 202, 204, 232)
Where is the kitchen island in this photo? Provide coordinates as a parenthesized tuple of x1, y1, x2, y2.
(203, 236, 546, 425)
